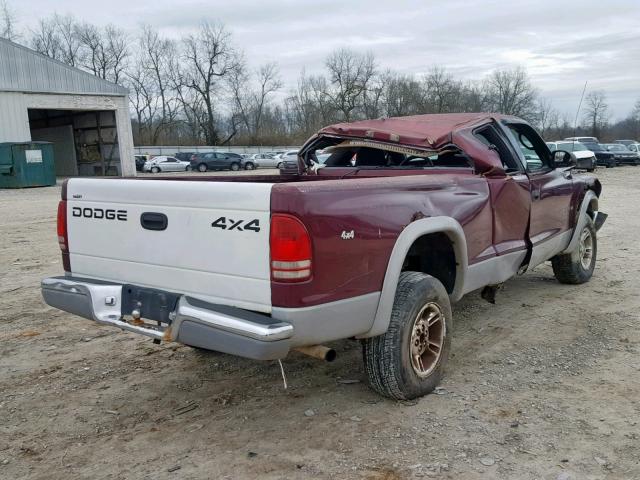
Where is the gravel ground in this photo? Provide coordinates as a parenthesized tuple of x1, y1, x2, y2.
(0, 167, 638, 479)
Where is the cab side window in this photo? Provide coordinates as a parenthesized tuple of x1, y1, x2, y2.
(474, 125, 522, 173)
(503, 123, 551, 173)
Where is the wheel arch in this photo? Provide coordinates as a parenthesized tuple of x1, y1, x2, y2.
(359, 217, 468, 338)
(561, 189, 600, 255)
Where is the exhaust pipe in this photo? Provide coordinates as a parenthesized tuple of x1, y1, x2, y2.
(294, 345, 336, 362)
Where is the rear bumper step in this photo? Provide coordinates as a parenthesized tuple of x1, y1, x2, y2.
(41, 276, 292, 360)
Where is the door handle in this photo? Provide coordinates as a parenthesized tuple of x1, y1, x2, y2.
(140, 212, 168, 231)
(532, 190, 541, 200)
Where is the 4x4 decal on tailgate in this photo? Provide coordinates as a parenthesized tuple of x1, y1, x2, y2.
(211, 216, 260, 232)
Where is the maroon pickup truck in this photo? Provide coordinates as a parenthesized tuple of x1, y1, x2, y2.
(42, 113, 605, 400)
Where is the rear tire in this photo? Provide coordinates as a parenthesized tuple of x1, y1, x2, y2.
(230, 162, 240, 171)
(185, 165, 191, 171)
(551, 214, 597, 284)
(198, 163, 207, 172)
(277, 162, 283, 169)
(362, 272, 452, 400)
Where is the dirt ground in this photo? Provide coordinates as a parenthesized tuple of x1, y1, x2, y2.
(1, 167, 638, 480)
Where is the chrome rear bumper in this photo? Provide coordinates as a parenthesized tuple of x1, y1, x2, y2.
(41, 276, 292, 360)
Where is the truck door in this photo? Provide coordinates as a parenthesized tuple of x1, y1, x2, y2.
(501, 121, 574, 269)
(473, 124, 531, 260)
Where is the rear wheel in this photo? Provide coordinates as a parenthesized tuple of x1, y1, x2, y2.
(277, 162, 283, 169)
(362, 272, 452, 400)
(151, 166, 160, 173)
(230, 162, 240, 171)
(198, 163, 207, 172)
(551, 214, 597, 284)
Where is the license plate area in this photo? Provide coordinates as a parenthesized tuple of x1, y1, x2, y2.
(121, 285, 181, 324)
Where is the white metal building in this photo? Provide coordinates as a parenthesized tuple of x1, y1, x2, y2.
(0, 38, 135, 176)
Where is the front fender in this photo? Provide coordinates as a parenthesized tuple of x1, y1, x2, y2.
(357, 217, 468, 338)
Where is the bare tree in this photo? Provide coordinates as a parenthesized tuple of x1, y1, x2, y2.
(126, 62, 158, 144)
(382, 72, 424, 117)
(285, 70, 326, 138)
(31, 17, 62, 59)
(182, 22, 242, 145)
(485, 66, 538, 121)
(104, 25, 128, 83)
(138, 25, 179, 142)
(631, 99, 640, 121)
(76, 23, 108, 78)
(324, 48, 376, 122)
(423, 67, 461, 113)
(54, 14, 81, 67)
(582, 90, 609, 137)
(536, 97, 559, 139)
(0, 0, 17, 41)
(230, 62, 282, 142)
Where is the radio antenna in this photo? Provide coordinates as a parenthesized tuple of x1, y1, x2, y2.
(572, 81, 588, 139)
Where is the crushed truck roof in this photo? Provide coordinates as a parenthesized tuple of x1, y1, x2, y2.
(317, 113, 521, 150)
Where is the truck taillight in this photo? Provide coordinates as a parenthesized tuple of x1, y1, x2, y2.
(57, 200, 71, 271)
(270, 214, 312, 282)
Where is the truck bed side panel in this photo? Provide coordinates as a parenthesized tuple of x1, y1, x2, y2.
(271, 173, 492, 309)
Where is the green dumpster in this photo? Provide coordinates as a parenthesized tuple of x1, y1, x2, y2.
(0, 142, 56, 188)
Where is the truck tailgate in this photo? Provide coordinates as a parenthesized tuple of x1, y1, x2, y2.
(65, 178, 273, 313)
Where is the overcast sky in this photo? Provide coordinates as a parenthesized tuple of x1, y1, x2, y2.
(13, 0, 640, 120)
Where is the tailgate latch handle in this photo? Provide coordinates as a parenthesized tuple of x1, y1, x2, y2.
(140, 212, 168, 231)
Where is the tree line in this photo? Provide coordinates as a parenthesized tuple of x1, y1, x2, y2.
(1, 6, 639, 145)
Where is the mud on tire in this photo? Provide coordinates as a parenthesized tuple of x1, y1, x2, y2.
(551, 214, 597, 284)
(362, 272, 452, 400)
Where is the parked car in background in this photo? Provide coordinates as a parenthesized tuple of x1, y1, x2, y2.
(625, 143, 640, 155)
(134, 154, 149, 172)
(174, 152, 195, 162)
(190, 152, 245, 172)
(143, 156, 191, 173)
(546, 141, 596, 172)
(604, 144, 640, 165)
(613, 140, 637, 147)
(564, 136, 599, 144)
(280, 150, 300, 165)
(582, 142, 617, 168)
(247, 153, 279, 169)
(242, 155, 258, 170)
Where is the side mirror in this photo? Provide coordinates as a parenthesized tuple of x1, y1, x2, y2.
(552, 150, 577, 168)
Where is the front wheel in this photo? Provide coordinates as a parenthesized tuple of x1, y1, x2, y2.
(277, 162, 283, 169)
(185, 165, 191, 171)
(244, 162, 255, 170)
(151, 166, 160, 173)
(362, 272, 452, 400)
(551, 214, 597, 284)
(197, 163, 207, 172)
